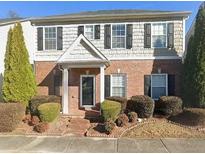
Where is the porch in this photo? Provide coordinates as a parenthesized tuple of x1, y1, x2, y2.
(57, 34, 109, 116)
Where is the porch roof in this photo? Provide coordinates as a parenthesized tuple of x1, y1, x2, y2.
(57, 34, 110, 67)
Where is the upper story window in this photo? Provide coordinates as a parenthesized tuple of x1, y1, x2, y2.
(44, 27, 57, 50)
(84, 25, 94, 40)
(37, 27, 63, 51)
(151, 23, 167, 48)
(112, 24, 126, 49)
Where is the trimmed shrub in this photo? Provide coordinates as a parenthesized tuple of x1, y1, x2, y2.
(104, 119, 116, 134)
(106, 96, 127, 113)
(128, 112, 138, 123)
(37, 103, 60, 122)
(127, 95, 154, 118)
(0, 103, 25, 132)
(101, 100, 121, 122)
(156, 96, 183, 116)
(29, 95, 60, 115)
(34, 122, 49, 133)
(116, 113, 129, 127)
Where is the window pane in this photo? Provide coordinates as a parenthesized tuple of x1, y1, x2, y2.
(112, 24, 125, 48)
(152, 36, 166, 48)
(152, 87, 166, 99)
(152, 23, 167, 48)
(44, 27, 57, 50)
(85, 25, 94, 39)
(152, 75, 166, 87)
(112, 74, 126, 97)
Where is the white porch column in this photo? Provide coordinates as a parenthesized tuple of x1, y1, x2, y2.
(100, 65, 105, 103)
(62, 68, 69, 114)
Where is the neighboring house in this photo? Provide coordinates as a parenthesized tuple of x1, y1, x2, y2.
(0, 10, 191, 116)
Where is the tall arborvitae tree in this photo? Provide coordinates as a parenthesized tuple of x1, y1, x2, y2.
(2, 23, 36, 106)
(182, 36, 197, 107)
(194, 6, 205, 107)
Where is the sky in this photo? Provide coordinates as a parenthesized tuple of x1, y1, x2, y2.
(0, 1, 202, 33)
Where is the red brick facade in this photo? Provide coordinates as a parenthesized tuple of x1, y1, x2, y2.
(35, 59, 182, 116)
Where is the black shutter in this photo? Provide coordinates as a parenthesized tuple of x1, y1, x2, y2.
(126, 24, 133, 49)
(78, 26, 84, 36)
(167, 23, 174, 48)
(144, 75, 151, 97)
(144, 24, 151, 48)
(95, 25, 100, 39)
(37, 27, 43, 51)
(57, 27, 63, 50)
(168, 74, 175, 96)
(104, 25, 111, 49)
(104, 75, 111, 98)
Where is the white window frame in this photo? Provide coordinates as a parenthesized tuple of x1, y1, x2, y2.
(43, 27, 57, 51)
(84, 25, 95, 40)
(111, 24, 127, 49)
(151, 73, 168, 100)
(80, 75, 96, 107)
(151, 22, 167, 49)
(110, 73, 127, 97)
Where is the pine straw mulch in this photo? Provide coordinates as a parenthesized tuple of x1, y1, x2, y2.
(122, 108, 205, 138)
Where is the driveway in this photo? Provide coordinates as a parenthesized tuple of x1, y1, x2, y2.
(0, 135, 205, 153)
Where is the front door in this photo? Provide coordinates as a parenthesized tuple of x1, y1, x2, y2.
(80, 75, 95, 107)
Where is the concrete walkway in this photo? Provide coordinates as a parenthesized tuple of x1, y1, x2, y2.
(0, 136, 205, 153)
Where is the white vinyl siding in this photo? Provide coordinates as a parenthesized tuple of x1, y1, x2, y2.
(151, 74, 168, 99)
(111, 74, 126, 97)
(112, 24, 126, 48)
(84, 25, 94, 40)
(44, 27, 57, 50)
(151, 23, 167, 48)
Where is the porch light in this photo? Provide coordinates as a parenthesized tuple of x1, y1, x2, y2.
(86, 70, 89, 75)
(158, 68, 161, 74)
(117, 68, 121, 73)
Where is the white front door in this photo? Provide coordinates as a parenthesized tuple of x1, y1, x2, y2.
(80, 75, 95, 107)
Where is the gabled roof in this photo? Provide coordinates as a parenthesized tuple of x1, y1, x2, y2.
(31, 9, 191, 24)
(57, 34, 109, 66)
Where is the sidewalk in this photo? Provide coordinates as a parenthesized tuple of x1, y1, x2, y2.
(0, 135, 205, 153)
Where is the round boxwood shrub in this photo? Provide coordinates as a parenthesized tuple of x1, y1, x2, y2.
(116, 113, 129, 127)
(29, 95, 60, 116)
(157, 96, 183, 116)
(37, 102, 60, 122)
(127, 95, 154, 118)
(104, 119, 116, 134)
(101, 100, 121, 122)
(128, 112, 138, 123)
(0, 103, 25, 132)
(106, 96, 127, 113)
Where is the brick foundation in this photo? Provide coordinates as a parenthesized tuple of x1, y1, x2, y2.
(34, 59, 182, 116)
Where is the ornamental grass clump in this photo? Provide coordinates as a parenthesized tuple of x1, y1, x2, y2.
(0, 103, 25, 132)
(104, 119, 116, 134)
(128, 112, 138, 123)
(116, 113, 129, 127)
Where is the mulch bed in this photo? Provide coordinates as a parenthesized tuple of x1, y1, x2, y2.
(168, 108, 205, 128)
(0, 116, 91, 136)
(121, 118, 205, 138)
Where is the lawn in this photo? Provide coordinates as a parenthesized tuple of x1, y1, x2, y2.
(122, 108, 205, 138)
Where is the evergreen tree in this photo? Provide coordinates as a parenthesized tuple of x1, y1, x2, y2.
(182, 36, 197, 107)
(190, 6, 205, 107)
(2, 23, 36, 106)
